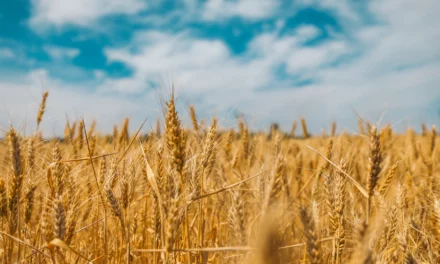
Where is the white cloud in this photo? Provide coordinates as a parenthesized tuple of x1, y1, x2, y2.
(295, 25, 321, 41)
(275, 19, 285, 31)
(44, 46, 80, 60)
(98, 0, 440, 132)
(97, 74, 150, 94)
(285, 40, 349, 73)
(248, 25, 321, 57)
(94, 70, 106, 79)
(103, 31, 237, 93)
(102, 24, 346, 97)
(0, 48, 15, 60)
(29, 0, 147, 29)
(202, 0, 280, 21)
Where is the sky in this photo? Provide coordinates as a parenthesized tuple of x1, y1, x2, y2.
(0, 0, 439, 136)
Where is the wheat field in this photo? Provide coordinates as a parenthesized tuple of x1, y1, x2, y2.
(0, 91, 439, 264)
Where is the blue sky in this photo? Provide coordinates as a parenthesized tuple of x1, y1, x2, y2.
(0, 0, 439, 135)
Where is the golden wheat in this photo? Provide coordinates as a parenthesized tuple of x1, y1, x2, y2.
(0, 93, 439, 264)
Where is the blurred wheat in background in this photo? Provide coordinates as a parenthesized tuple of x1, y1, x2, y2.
(0, 91, 439, 264)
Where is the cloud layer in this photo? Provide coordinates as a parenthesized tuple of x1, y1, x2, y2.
(1, 0, 439, 135)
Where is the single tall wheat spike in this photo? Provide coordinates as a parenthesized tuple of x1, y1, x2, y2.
(189, 104, 199, 132)
(37, 90, 49, 128)
(105, 185, 126, 239)
(165, 196, 183, 253)
(331, 121, 337, 137)
(77, 119, 85, 151)
(430, 125, 436, 156)
(53, 194, 66, 240)
(8, 126, 23, 233)
(119, 118, 130, 146)
(290, 120, 297, 138)
(300, 207, 321, 264)
(301, 117, 309, 139)
(379, 161, 400, 196)
(0, 179, 7, 218)
(367, 125, 382, 219)
(24, 183, 36, 224)
(165, 94, 186, 181)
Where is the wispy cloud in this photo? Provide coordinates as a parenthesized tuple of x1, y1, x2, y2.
(202, 0, 280, 21)
(0, 48, 15, 60)
(44, 46, 80, 60)
(29, 0, 147, 29)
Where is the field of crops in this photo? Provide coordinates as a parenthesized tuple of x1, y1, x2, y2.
(0, 91, 438, 263)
